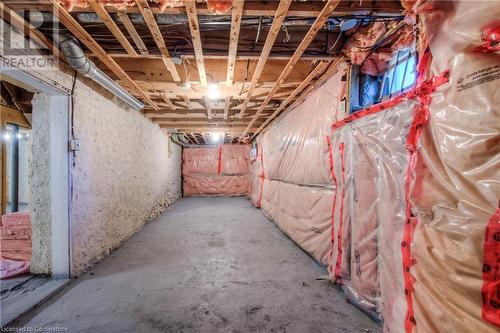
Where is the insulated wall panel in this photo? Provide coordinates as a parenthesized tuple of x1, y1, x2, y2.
(409, 22, 500, 333)
(182, 145, 250, 197)
(183, 175, 249, 197)
(328, 101, 416, 324)
(260, 179, 334, 266)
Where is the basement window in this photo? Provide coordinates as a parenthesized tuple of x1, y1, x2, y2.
(349, 48, 417, 113)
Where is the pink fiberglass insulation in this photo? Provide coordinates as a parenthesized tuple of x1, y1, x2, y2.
(182, 145, 250, 196)
(258, 69, 345, 187)
(183, 147, 219, 176)
(183, 175, 249, 197)
(249, 2, 499, 332)
(328, 100, 417, 324)
(59, 0, 183, 12)
(182, 145, 250, 177)
(260, 179, 334, 266)
(0, 212, 32, 279)
(406, 2, 500, 332)
(250, 68, 345, 267)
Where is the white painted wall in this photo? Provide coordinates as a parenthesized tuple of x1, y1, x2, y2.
(69, 81, 181, 275)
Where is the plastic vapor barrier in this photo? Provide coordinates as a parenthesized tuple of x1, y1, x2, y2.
(251, 69, 345, 265)
(183, 175, 249, 197)
(183, 145, 250, 196)
(407, 3, 500, 332)
(249, 3, 499, 332)
(328, 100, 417, 324)
(260, 179, 335, 266)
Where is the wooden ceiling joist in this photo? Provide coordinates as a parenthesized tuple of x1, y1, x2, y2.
(240, 0, 341, 137)
(185, 0, 207, 87)
(88, 0, 138, 57)
(236, 0, 292, 119)
(251, 59, 345, 138)
(49, 0, 158, 109)
(289, 58, 345, 110)
(226, 0, 244, 86)
(223, 96, 231, 120)
(116, 12, 149, 55)
(203, 97, 213, 119)
(135, 0, 180, 82)
(188, 133, 200, 144)
(5, 1, 402, 17)
(161, 94, 176, 110)
(181, 95, 192, 109)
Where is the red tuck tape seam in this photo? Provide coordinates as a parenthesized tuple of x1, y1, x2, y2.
(334, 142, 346, 284)
(401, 51, 448, 333)
(217, 145, 223, 174)
(328, 48, 449, 332)
(482, 203, 500, 327)
(326, 135, 338, 279)
(257, 144, 265, 208)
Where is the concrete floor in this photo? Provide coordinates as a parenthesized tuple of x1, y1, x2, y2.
(13, 197, 381, 332)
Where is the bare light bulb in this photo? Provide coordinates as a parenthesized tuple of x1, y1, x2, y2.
(207, 83, 220, 100)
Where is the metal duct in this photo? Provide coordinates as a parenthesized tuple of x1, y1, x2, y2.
(58, 37, 144, 110)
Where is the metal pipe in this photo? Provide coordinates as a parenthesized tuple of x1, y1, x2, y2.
(58, 37, 144, 110)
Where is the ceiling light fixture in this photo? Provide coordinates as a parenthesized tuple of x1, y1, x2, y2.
(210, 132, 224, 144)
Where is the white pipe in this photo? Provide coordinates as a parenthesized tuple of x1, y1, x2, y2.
(58, 37, 144, 110)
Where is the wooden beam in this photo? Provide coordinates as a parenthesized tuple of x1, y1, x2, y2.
(159, 126, 260, 133)
(188, 133, 200, 144)
(0, 3, 62, 60)
(135, 0, 180, 82)
(116, 12, 149, 55)
(252, 60, 335, 138)
(88, 0, 138, 57)
(289, 58, 345, 110)
(203, 98, 213, 119)
(241, 0, 341, 137)
(223, 96, 231, 120)
(237, 0, 292, 118)
(185, 0, 207, 87)
(49, 0, 158, 109)
(181, 95, 192, 109)
(6, 1, 402, 17)
(227, 0, 244, 85)
(160, 94, 176, 110)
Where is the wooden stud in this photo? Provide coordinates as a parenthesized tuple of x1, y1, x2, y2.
(223, 96, 231, 120)
(181, 95, 192, 109)
(50, 0, 158, 109)
(161, 94, 176, 110)
(289, 58, 345, 110)
(252, 60, 336, 138)
(184, 0, 207, 87)
(241, 0, 341, 137)
(88, 0, 138, 57)
(189, 133, 200, 144)
(236, 0, 292, 118)
(116, 12, 149, 55)
(5, 1, 403, 17)
(227, 0, 244, 85)
(135, 0, 181, 82)
(203, 98, 213, 119)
